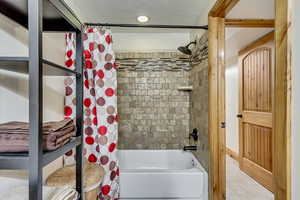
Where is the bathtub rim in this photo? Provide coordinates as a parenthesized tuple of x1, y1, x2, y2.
(118, 149, 207, 172)
(118, 149, 208, 200)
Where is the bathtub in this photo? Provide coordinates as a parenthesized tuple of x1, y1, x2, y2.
(118, 150, 208, 200)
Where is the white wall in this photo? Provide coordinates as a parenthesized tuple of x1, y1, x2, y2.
(190, 0, 216, 40)
(112, 32, 190, 52)
(291, 0, 300, 198)
(0, 13, 65, 178)
(225, 57, 239, 153)
(0, 13, 66, 123)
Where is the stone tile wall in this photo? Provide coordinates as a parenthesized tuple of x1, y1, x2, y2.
(190, 32, 209, 171)
(117, 52, 191, 149)
(116, 37, 210, 171)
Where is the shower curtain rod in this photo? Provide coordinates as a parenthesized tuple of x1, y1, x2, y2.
(85, 23, 208, 30)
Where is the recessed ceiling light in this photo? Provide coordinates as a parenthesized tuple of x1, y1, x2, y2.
(137, 15, 149, 23)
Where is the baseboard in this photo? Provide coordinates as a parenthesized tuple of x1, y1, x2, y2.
(226, 148, 239, 162)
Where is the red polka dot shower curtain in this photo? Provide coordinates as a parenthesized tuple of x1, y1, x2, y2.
(64, 27, 119, 199)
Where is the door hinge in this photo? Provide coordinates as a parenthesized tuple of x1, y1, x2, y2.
(220, 122, 226, 128)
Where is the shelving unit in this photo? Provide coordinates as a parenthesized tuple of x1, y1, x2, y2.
(0, 0, 83, 199)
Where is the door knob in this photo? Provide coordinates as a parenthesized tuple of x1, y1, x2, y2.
(237, 114, 243, 118)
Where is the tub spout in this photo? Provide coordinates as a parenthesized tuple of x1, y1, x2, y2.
(183, 146, 197, 151)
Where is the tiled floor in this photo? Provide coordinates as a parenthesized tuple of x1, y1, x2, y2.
(226, 156, 274, 200)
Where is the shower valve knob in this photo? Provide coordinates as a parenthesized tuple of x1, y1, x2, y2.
(189, 128, 198, 141)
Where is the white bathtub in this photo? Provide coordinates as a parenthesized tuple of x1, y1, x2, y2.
(118, 150, 208, 200)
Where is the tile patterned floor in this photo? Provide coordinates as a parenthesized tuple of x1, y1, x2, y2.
(226, 156, 274, 200)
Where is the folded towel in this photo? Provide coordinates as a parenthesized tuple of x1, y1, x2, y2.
(0, 136, 71, 152)
(0, 119, 76, 152)
(0, 177, 78, 200)
(0, 119, 75, 135)
(49, 187, 78, 200)
(0, 130, 75, 152)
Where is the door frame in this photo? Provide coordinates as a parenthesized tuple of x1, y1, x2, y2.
(208, 0, 292, 200)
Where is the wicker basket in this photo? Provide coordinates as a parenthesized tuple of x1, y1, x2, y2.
(46, 160, 105, 200)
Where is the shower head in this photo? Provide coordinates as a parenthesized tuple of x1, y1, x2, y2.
(178, 41, 196, 55)
(178, 46, 192, 55)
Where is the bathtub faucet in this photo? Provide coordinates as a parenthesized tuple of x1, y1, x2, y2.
(189, 128, 198, 141)
(183, 146, 197, 151)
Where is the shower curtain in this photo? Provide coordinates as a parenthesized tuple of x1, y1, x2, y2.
(64, 28, 119, 199)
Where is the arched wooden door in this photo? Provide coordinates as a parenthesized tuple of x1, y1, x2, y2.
(238, 35, 275, 192)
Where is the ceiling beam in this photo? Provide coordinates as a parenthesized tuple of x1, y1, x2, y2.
(209, 0, 240, 17)
(225, 19, 275, 28)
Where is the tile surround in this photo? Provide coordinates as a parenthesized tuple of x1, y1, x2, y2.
(117, 33, 209, 172)
(190, 32, 209, 171)
(117, 52, 191, 149)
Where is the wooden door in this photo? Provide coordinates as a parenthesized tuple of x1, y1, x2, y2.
(238, 32, 275, 192)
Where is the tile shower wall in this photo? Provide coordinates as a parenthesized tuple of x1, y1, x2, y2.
(117, 52, 191, 149)
(190, 32, 209, 171)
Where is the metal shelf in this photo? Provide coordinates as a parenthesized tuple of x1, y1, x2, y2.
(0, 136, 82, 170)
(0, 155, 29, 170)
(42, 136, 81, 166)
(0, 57, 80, 76)
(0, 1, 83, 198)
(0, 0, 81, 31)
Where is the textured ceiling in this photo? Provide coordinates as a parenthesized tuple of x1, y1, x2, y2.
(64, 0, 210, 33)
(227, 0, 274, 19)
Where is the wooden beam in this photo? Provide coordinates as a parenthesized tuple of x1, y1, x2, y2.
(225, 19, 275, 28)
(217, 16, 226, 200)
(208, 16, 226, 200)
(238, 31, 274, 56)
(208, 16, 219, 200)
(208, 1, 237, 200)
(209, 0, 240, 17)
(274, 0, 291, 199)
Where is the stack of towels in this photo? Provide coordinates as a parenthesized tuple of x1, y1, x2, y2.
(0, 119, 75, 152)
